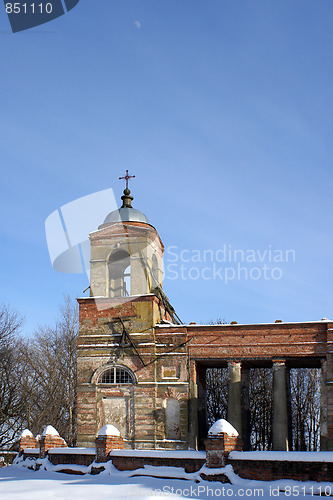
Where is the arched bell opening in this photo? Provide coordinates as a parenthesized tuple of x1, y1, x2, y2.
(108, 250, 131, 297)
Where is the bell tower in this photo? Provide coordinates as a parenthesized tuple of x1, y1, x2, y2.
(89, 173, 163, 299)
(76, 173, 180, 449)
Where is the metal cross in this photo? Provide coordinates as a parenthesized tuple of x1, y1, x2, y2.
(119, 170, 135, 190)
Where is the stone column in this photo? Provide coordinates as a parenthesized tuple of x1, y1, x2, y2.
(272, 361, 288, 450)
(227, 362, 242, 436)
(326, 324, 333, 451)
(188, 379, 198, 450)
(196, 365, 207, 450)
(320, 359, 328, 451)
(241, 367, 250, 450)
(286, 366, 293, 448)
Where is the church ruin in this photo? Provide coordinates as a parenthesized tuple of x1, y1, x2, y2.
(76, 173, 333, 451)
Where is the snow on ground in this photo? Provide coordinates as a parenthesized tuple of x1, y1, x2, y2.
(0, 458, 332, 500)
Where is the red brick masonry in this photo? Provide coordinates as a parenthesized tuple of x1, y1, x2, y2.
(228, 451, 333, 483)
(205, 434, 243, 468)
(95, 435, 124, 462)
(39, 435, 67, 459)
(109, 450, 206, 473)
(19, 435, 38, 452)
(20, 446, 333, 482)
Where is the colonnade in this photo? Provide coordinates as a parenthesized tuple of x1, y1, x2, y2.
(191, 359, 327, 451)
(227, 361, 289, 450)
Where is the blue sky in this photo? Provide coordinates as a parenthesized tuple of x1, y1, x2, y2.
(1, 0, 333, 334)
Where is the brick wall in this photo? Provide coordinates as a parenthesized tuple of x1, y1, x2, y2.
(205, 434, 242, 468)
(18, 446, 333, 483)
(156, 320, 333, 450)
(19, 435, 38, 452)
(39, 435, 67, 458)
(95, 435, 124, 462)
(228, 458, 333, 483)
(48, 451, 95, 466)
(77, 288, 333, 452)
(110, 454, 206, 473)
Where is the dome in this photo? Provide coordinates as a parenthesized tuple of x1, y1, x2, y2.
(103, 206, 150, 225)
(101, 186, 151, 226)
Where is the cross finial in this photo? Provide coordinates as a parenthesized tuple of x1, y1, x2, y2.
(119, 170, 135, 190)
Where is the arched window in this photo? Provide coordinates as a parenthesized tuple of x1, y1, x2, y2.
(108, 250, 130, 297)
(98, 366, 135, 385)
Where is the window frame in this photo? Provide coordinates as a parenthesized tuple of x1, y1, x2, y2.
(98, 365, 136, 385)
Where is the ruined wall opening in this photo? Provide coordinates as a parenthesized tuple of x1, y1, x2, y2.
(206, 367, 228, 428)
(289, 367, 321, 451)
(203, 363, 322, 452)
(108, 250, 130, 297)
(247, 368, 273, 451)
(206, 366, 273, 451)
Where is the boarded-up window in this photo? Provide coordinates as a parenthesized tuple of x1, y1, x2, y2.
(165, 398, 181, 440)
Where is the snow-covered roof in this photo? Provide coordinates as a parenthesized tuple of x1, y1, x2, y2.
(97, 425, 120, 437)
(208, 419, 239, 437)
(20, 429, 34, 438)
(42, 425, 60, 437)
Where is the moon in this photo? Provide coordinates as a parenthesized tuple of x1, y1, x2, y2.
(134, 21, 141, 29)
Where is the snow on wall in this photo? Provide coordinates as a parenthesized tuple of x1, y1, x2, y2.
(48, 448, 96, 455)
(109, 449, 206, 459)
(42, 425, 60, 437)
(20, 429, 34, 438)
(229, 451, 333, 462)
(97, 425, 120, 436)
(208, 419, 239, 437)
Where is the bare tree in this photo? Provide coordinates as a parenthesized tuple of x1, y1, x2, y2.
(0, 305, 23, 348)
(0, 304, 24, 447)
(206, 368, 228, 427)
(22, 296, 78, 445)
(248, 368, 273, 450)
(205, 319, 229, 427)
(290, 368, 320, 451)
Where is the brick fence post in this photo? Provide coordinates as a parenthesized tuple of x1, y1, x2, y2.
(95, 425, 124, 463)
(39, 425, 67, 458)
(19, 429, 39, 455)
(205, 419, 242, 468)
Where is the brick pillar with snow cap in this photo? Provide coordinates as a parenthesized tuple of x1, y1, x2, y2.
(39, 425, 67, 458)
(19, 429, 39, 455)
(95, 425, 124, 462)
(205, 419, 242, 468)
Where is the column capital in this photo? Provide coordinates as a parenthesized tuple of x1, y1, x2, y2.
(273, 360, 286, 366)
